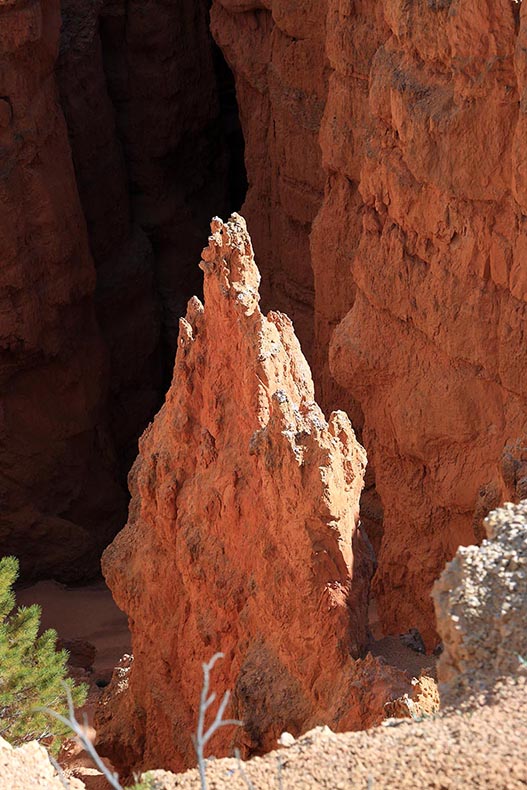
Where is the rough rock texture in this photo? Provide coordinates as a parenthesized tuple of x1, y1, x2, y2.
(142, 677, 527, 790)
(0, 0, 125, 580)
(97, 215, 409, 774)
(56, 0, 162, 474)
(0, 737, 83, 790)
(434, 499, 527, 706)
(210, 0, 328, 365)
(384, 672, 439, 720)
(328, 0, 527, 648)
(212, 0, 527, 646)
(209, 0, 384, 576)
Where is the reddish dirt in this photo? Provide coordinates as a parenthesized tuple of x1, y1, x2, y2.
(16, 579, 130, 790)
(16, 580, 130, 682)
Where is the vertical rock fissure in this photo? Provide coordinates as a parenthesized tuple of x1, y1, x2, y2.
(58, 0, 248, 490)
(95, 0, 248, 389)
(211, 33, 249, 218)
(0, 0, 249, 582)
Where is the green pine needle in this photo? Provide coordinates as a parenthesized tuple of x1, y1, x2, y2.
(0, 556, 87, 754)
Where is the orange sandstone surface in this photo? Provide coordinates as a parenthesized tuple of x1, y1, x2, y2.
(132, 499, 527, 790)
(211, 0, 527, 647)
(97, 215, 413, 774)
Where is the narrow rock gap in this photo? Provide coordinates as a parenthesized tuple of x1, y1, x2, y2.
(211, 38, 249, 219)
(47, 0, 249, 580)
(96, 5, 248, 403)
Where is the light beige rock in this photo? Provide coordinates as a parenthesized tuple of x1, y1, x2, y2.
(0, 737, 83, 790)
(433, 499, 527, 705)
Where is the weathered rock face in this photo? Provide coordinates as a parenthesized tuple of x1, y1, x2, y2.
(209, 0, 384, 566)
(328, 0, 527, 646)
(212, 0, 527, 646)
(99, 215, 381, 772)
(56, 0, 162, 474)
(99, 0, 231, 356)
(0, 0, 125, 580)
(210, 0, 329, 364)
(433, 499, 527, 706)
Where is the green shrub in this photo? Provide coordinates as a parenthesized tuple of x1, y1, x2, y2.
(0, 556, 87, 753)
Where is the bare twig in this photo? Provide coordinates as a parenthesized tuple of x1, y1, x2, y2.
(41, 683, 123, 790)
(234, 747, 255, 790)
(48, 754, 70, 789)
(193, 653, 242, 790)
(277, 753, 284, 790)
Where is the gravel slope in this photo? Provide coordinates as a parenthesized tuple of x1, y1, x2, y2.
(146, 675, 527, 790)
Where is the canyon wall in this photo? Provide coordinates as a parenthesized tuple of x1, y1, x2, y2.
(210, 0, 328, 366)
(56, 0, 233, 467)
(329, 0, 527, 646)
(0, 0, 235, 576)
(57, 0, 162, 475)
(98, 215, 403, 773)
(212, 0, 527, 646)
(3, 0, 527, 662)
(0, 0, 125, 580)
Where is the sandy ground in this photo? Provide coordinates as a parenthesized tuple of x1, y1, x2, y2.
(16, 579, 130, 683)
(16, 579, 131, 790)
(149, 675, 527, 790)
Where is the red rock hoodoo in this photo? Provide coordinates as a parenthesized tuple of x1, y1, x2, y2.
(99, 214, 382, 772)
(211, 0, 527, 646)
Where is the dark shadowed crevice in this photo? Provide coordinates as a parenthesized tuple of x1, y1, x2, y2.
(93, 2, 248, 405)
(95, 3, 248, 399)
(52, 0, 249, 575)
(212, 41, 248, 215)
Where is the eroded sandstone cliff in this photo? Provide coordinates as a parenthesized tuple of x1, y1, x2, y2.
(0, 0, 238, 576)
(210, 0, 328, 366)
(4, 0, 527, 726)
(0, 0, 125, 579)
(96, 215, 410, 773)
(211, 0, 527, 647)
(329, 0, 527, 646)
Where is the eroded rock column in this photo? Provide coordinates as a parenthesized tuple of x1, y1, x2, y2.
(99, 215, 377, 772)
